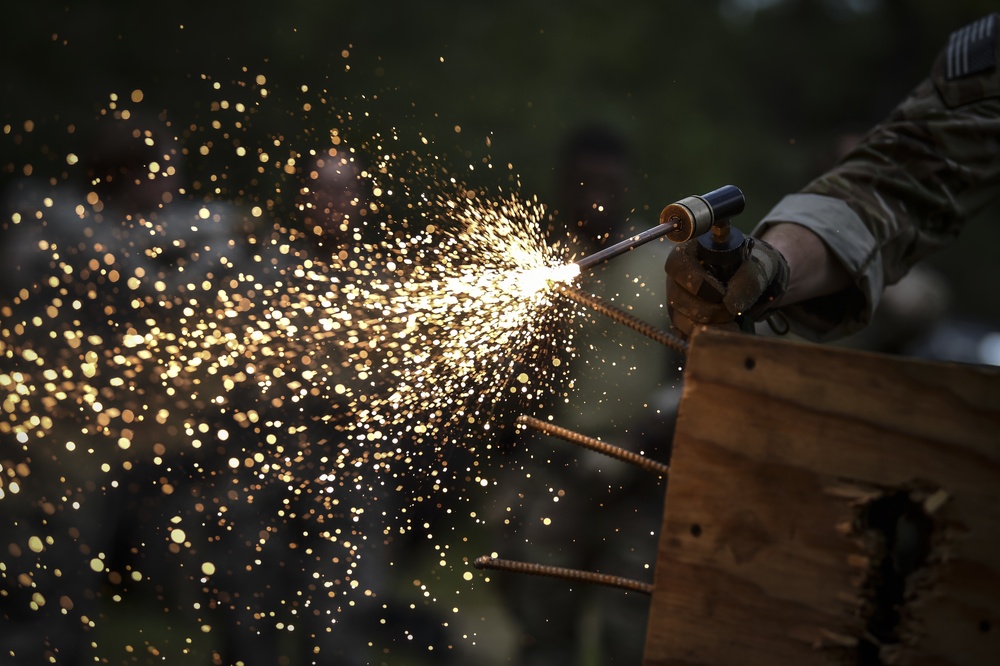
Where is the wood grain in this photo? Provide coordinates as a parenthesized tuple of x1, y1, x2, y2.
(643, 328, 1000, 665)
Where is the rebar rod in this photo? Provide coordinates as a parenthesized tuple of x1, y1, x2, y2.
(516, 415, 670, 477)
(474, 556, 654, 595)
(555, 283, 688, 355)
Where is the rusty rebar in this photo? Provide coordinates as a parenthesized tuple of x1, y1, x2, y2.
(516, 415, 670, 477)
(474, 555, 654, 595)
(555, 283, 689, 355)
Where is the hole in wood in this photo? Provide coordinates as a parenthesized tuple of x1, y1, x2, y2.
(744, 357, 755, 370)
(857, 489, 935, 664)
(980, 620, 992, 634)
(690, 523, 702, 538)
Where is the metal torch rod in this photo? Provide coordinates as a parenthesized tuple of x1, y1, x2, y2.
(573, 222, 679, 272)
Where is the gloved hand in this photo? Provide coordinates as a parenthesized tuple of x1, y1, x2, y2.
(665, 237, 789, 338)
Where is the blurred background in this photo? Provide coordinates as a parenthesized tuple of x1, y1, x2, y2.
(4, 0, 999, 343)
(2, 2, 999, 665)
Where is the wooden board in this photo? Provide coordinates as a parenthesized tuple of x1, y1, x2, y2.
(643, 328, 1000, 665)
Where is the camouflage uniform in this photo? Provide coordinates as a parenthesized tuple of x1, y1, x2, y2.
(755, 13, 1000, 341)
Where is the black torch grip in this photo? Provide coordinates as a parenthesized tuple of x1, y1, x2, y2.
(700, 185, 745, 222)
(697, 226, 746, 283)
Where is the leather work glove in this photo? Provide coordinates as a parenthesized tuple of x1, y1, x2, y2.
(665, 237, 789, 338)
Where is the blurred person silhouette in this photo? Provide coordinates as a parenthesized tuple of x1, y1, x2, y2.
(296, 147, 366, 252)
(0, 148, 106, 666)
(553, 124, 683, 443)
(0, 108, 258, 663)
(85, 109, 267, 663)
(32, 109, 266, 662)
(224, 147, 459, 664)
(0, 175, 85, 302)
(494, 124, 679, 666)
(665, 12, 1000, 353)
(248, 148, 379, 663)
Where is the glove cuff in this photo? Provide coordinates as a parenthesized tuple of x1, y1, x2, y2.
(746, 238, 790, 321)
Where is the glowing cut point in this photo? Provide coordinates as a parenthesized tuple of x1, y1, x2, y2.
(512, 263, 580, 298)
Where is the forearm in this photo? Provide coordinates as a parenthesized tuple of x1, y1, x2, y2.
(751, 193, 882, 341)
(759, 223, 852, 307)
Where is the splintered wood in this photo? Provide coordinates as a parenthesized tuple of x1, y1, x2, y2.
(643, 328, 1000, 666)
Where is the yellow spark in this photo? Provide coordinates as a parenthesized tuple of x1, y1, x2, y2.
(0, 98, 603, 657)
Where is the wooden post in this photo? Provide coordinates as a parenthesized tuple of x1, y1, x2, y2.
(643, 328, 1000, 665)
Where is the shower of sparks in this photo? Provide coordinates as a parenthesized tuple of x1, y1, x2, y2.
(0, 80, 605, 662)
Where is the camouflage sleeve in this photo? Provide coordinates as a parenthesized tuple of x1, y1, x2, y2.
(753, 13, 1000, 341)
